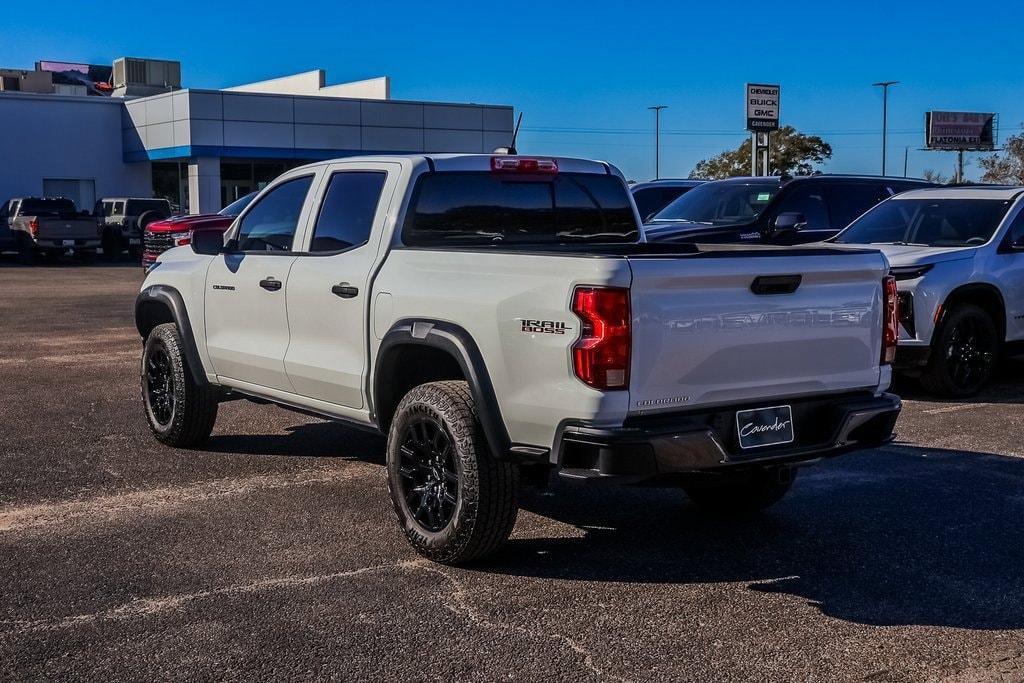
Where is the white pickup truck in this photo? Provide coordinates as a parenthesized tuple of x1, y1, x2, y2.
(135, 154, 901, 564)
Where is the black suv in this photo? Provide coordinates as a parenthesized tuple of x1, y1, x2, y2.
(644, 175, 935, 245)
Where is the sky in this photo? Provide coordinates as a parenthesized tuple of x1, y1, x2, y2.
(1, 0, 1021, 182)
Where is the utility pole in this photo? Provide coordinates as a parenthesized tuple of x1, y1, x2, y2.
(903, 147, 909, 177)
(872, 81, 898, 176)
(648, 105, 667, 179)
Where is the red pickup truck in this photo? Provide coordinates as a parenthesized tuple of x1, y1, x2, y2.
(141, 192, 256, 267)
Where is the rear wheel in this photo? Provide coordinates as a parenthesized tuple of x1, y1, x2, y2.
(101, 229, 122, 261)
(17, 234, 35, 265)
(142, 323, 218, 447)
(386, 381, 518, 564)
(683, 466, 796, 514)
(919, 304, 998, 397)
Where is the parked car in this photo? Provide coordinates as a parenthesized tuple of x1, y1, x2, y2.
(136, 154, 900, 564)
(96, 197, 172, 260)
(630, 179, 704, 221)
(0, 197, 100, 264)
(833, 185, 1024, 397)
(141, 192, 256, 267)
(644, 175, 935, 245)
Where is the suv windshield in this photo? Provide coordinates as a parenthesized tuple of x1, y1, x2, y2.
(650, 180, 779, 224)
(403, 172, 638, 246)
(219, 191, 258, 217)
(835, 198, 1013, 247)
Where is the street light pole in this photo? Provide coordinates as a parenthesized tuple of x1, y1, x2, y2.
(872, 81, 898, 176)
(648, 105, 667, 179)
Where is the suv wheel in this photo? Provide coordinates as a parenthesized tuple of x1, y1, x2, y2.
(683, 466, 796, 514)
(919, 304, 998, 398)
(386, 381, 518, 564)
(142, 323, 218, 447)
(101, 229, 122, 261)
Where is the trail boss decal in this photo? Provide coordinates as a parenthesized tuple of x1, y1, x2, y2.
(520, 319, 571, 335)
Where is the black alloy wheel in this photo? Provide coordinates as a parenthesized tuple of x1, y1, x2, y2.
(942, 314, 997, 393)
(144, 342, 176, 427)
(397, 415, 459, 533)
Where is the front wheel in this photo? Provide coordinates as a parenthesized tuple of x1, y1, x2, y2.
(919, 304, 998, 398)
(386, 381, 518, 564)
(142, 323, 218, 447)
(683, 466, 796, 514)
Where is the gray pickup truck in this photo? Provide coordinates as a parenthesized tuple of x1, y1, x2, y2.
(0, 197, 100, 263)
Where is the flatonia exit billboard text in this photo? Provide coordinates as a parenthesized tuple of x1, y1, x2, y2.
(926, 111, 996, 151)
(746, 83, 780, 132)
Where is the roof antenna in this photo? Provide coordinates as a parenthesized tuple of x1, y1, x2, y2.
(494, 112, 523, 155)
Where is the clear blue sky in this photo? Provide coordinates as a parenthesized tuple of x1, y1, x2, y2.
(2, 0, 1020, 181)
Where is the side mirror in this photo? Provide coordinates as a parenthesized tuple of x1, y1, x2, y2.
(191, 228, 227, 256)
(766, 212, 806, 241)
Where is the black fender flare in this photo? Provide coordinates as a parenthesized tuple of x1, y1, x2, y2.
(134, 285, 209, 386)
(374, 319, 512, 459)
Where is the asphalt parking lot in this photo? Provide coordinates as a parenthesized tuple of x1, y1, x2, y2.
(2, 262, 1023, 682)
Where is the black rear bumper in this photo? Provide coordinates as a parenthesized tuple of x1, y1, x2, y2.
(556, 392, 901, 483)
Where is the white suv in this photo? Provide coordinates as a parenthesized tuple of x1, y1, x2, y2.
(834, 185, 1024, 396)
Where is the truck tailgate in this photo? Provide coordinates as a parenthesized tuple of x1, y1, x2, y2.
(627, 250, 888, 414)
(36, 217, 97, 240)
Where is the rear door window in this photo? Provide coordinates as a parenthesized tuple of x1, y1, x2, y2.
(404, 172, 638, 246)
(308, 172, 387, 253)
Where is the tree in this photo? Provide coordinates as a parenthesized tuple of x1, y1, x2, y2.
(978, 125, 1024, 184)
(921, 169, 950, 184)
(690, 126, 832, 179)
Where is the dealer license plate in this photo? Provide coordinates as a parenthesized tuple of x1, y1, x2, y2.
(735, 405, 794, 450)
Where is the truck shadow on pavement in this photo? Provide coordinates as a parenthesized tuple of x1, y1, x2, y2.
(484, 445, 1024, 630)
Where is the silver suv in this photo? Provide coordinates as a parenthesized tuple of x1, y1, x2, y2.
(834, 185, 1024, 396)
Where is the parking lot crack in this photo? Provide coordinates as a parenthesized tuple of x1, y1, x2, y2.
(0, 562, 401, 637)
(408, 562, 629, 682)
(0, 467, 372, 535)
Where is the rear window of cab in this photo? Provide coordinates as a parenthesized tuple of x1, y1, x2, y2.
(403, 172, 639, 246)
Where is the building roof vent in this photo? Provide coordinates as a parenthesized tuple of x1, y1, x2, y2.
(112, 57, 181, 98)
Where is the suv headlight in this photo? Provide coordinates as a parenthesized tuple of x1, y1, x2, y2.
(169, 230, 193, 247)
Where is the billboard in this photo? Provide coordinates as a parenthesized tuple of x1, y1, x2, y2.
(35, 61, 113, 96)
(746, 83, 780, 132)
(925, 111, 996, 150)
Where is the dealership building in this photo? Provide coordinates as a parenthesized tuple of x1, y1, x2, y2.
(0, 58, 515, 213)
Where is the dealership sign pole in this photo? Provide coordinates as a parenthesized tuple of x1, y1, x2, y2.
(746, 83, 780, 176)
(924, 111, 997, 182)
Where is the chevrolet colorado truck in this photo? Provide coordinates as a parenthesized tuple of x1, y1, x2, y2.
(1, 197, 99, 263)
(135, 154, 901, 564)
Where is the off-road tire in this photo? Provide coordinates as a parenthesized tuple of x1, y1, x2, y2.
(386, 381, 518, 564)
(101, 229, 122, 261)
(17, 234, 35, 265)
(919, 304, 998, 398)
(683, 466, 796, 514)
(142, 323, 218, 447)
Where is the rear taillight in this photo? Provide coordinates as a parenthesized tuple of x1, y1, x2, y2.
(491, 156, 558, 174)
(882, 275, 899, 365)
(28, 219, 38, 237)
(571, 286, 631, 390)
